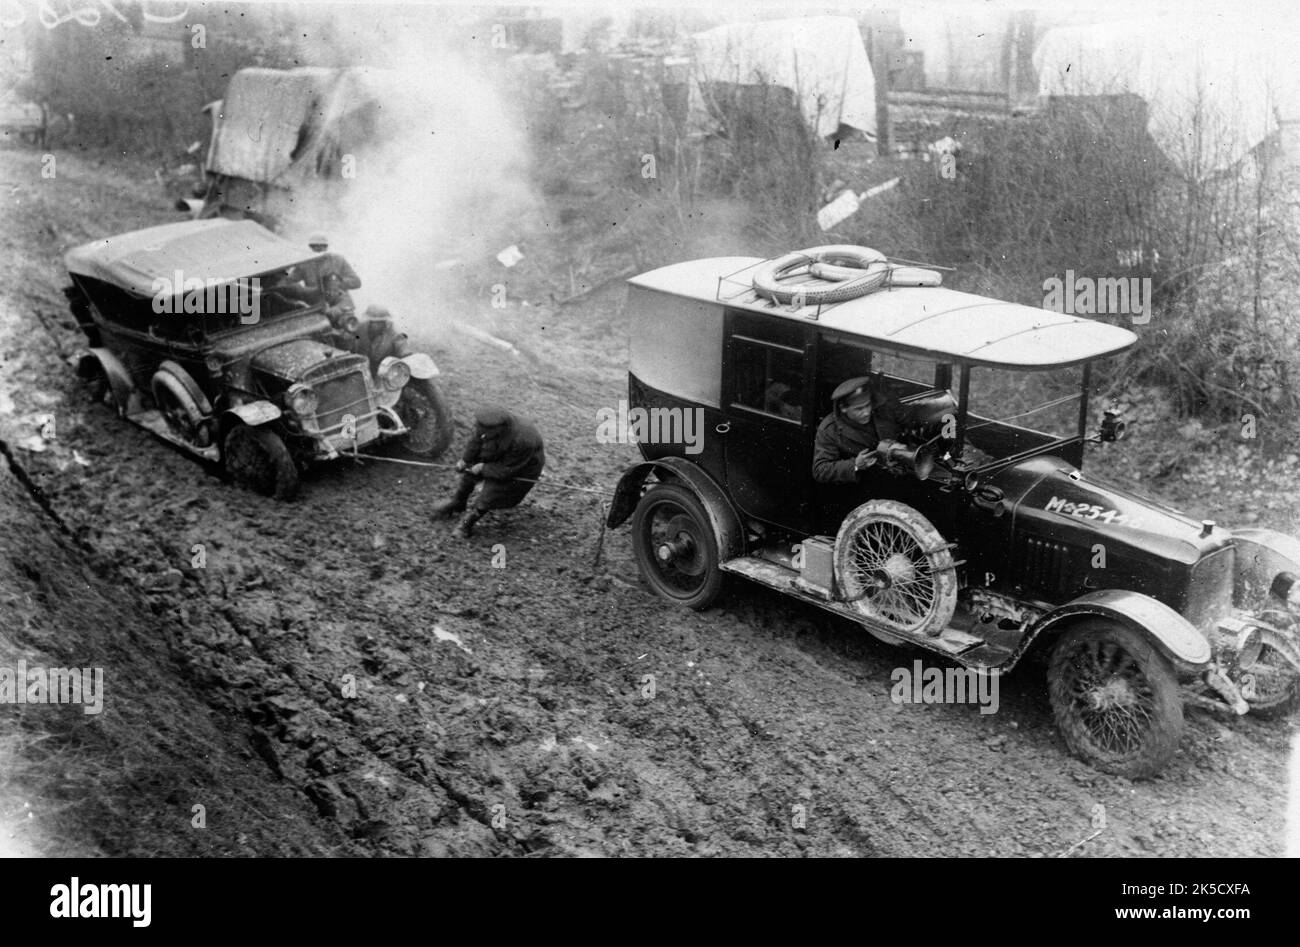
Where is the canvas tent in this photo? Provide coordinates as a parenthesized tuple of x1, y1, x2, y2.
(687, 16, 877, 140)
(1034, 18, 1300, 170)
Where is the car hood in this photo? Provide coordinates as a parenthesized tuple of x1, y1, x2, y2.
(986, 455, 1232, 566)
(250, 338, 356, 381)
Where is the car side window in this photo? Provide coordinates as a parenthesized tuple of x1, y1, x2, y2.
(79, 277, 155, 332)
(731, 335, 804, 423)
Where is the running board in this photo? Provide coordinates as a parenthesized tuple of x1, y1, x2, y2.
(721, 554, 1009, 665)
(127, 409, 221, 462)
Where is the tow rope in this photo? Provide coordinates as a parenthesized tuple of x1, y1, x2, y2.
(350, 451, 616, 498)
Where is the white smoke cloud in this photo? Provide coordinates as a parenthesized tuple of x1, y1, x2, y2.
(273, 5, 539, 338)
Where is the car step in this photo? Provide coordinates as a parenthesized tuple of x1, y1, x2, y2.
(721, 554, 986, 656)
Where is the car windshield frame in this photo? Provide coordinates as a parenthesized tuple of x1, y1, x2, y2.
(200, 259, 328, 338)
(954, 360, 1093, 472)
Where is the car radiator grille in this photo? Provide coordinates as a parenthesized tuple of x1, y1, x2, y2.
(314, 371, 379, 443)
(1183, 545, 1236, 632)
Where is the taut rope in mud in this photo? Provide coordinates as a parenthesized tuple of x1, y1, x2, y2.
(352, 451, 615, 568)
(350, 451, 616, 497)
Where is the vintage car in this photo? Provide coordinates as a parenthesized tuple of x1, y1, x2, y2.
(64, 218, 452, 498)
(608, 245, 1300, 778)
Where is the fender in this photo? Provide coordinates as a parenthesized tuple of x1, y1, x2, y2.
(1032, 588, 1212, 671)
(608, 458, 745, 562)
(78, 349, 132, 415)
(1230, 528, 1300, 609)
(156, 360, 213, 416)
(398, 352, 439, 380)
(222, 400, 282, 428)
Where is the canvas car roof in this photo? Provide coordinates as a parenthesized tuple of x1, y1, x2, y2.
(65, 219, 317, 298)
(628, 256, 1138, 369)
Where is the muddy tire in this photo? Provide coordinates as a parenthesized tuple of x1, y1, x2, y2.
(1241, 640, 1300, 719)
(1048, 619, 1183, 779)
(223, 424, 299, 500)
(396, 379, 452, 458)
(77, 357, 115, 411)
(631, 483, 724, 610)
(152, 370, 206, 442)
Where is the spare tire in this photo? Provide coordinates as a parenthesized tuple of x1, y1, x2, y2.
(834, 499, 957, 638)
(752, 245, 888, 305)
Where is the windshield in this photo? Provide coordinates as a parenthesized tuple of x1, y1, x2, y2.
(204, 262, 324, 334)
(960, 365, 1085, 463)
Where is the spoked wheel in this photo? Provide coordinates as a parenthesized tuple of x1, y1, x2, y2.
(223, 424, 299, 500)
(631, 483, 723, 610)
(834, 500, 957, 637)
(1238, 622, 1300, 719)
(152, 370, 207, 443)
(396, 379, 453, 458)
(1048, 620, 1183, 778)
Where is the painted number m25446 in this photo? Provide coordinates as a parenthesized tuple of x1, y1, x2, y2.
(1044, 496, 1143, 529)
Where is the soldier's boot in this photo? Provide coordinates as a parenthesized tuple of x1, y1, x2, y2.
(432, 476, 475, 518)
(452, 509, 486, 539)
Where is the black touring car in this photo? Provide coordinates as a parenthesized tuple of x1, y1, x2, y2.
(608, 246, 1300, 777)
(64, 218, 451, 499)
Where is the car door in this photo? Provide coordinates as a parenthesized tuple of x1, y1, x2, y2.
(721, 309, 816, 533)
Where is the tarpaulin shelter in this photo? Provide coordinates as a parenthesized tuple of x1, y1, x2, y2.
(687, 16, 877, 140)
(1034, 18, 1300, 171)
(205, 67, 405, 187)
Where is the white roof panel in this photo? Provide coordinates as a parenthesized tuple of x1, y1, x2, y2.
(628, 257, 1137, 369)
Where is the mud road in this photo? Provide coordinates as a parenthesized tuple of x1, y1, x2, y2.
(0, 148, 1293, 856)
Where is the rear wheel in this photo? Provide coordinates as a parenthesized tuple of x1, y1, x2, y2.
(396, 379, 453, 458)
(77, 357, 115, 411)
(223, 424, 299, 500)
(631, 483, 723, 610)
(1048, 620, 1183, 778)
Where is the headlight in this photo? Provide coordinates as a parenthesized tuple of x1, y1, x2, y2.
(287, 383, 318, 418)
(1267, 572, 1300, 612)
(378, 356, 411, 392)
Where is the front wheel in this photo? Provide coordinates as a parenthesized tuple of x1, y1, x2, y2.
(396, 379, 453, 458)
(223, 424, 299, 500)
(1048, 620, 1183, 779)
(1241, 634, 1300, 719)
(631, 483, 724, 610)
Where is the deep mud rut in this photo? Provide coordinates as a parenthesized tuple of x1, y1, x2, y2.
(1, 148, 1295, 856)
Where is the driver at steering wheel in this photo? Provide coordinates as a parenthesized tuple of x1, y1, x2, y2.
(812, 375, 902, 483)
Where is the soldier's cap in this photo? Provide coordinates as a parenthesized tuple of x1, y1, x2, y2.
(474, 405, 513, 428)
(308, 233, 329, 249)
(831, 375, 876, 406)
